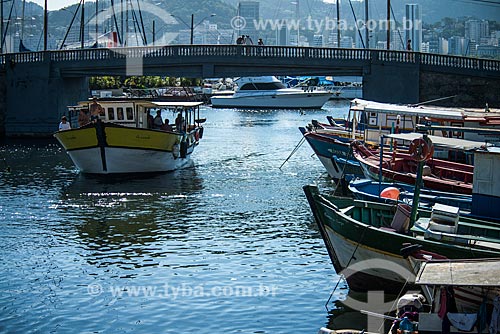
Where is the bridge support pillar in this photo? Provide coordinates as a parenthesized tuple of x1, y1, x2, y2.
(0, 71, 6, 137)
(363, 60, 420, 104)
(4, 54, 88, 137)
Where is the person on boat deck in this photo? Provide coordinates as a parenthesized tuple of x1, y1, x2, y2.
(147, 113, 154, 129)
(161, 119, 173, 131)
(58, 116, 71, 131)
(236, 35, 245, 45)
(78, 109, 90, 127)
(175, 112, 185, 132)
(89, 98, 104, 122)
(153, 110, 163, 129)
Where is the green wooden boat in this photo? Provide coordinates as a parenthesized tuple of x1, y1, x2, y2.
(303, 184, 500, 293)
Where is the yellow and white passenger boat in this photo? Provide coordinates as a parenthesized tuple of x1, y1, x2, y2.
(54, 100, 205, 174)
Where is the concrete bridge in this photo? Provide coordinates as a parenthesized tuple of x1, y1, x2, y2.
(0, 44, 499, 137)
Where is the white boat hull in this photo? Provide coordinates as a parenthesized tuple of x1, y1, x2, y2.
(66, 147, 194, 174)
(211, 92, 331, 109)
(324, 224, 415, 288)
(330, 86, 363, 100)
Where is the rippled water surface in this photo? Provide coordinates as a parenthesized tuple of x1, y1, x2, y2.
(0, 101, 351, 334)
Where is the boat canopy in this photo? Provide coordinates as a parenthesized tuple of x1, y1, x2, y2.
(385, 133, 486, 151)
(151, 102, 204, 108)
(350, 99, 464, 120)
(415, 259, 500, 287)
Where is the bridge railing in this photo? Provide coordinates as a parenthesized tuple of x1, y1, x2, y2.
(1, 45, 499, 73)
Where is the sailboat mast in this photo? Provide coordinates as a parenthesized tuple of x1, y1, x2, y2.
(364, 0, 368, 48)
(1, 0, 3, 53)
(80, 0, 85, 48)
(386, 0, 390, 49)
(95, 0, 98, 45)
(336, 0, 340, 47)
(21, 0, 26, 41)
(43, 0, 47, 50)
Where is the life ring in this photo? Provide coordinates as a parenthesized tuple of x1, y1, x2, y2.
(409, 138, 433, 162)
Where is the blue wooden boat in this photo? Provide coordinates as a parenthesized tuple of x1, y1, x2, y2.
(348, 178, 472, 212)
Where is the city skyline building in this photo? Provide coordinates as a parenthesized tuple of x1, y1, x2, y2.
(276, 25, 289, 46)
(237, 1, 260, 42)
(465, 19, 490, 43)
(405, 3, 422, 51)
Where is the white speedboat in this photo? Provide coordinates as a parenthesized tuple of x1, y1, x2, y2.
(210, 76, 331, 109)
(54, 100, 205, 174)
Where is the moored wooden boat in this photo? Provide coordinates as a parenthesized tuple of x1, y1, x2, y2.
(348, 178, 472, 213)
(351, 140, 475, 194)
(54, 100, 205, 174)
(299, 98, 497, 180)
(298, 126, 365, 180)
(303, 184, 500, 294)
(395, 257, 500, 334)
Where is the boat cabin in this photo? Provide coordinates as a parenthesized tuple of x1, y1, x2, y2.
(67, 100, 204, 131)
(235, 76, 287, 91)
(347, 99, 500, 145)
(413, 258, 500, 333)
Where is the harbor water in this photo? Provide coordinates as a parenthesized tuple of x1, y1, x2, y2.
(0, 101, 352, 334)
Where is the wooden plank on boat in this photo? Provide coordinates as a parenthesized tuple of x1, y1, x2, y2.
(350, 99, 465, 120)
(415, 258, 500, 287)
(385, 132, 486, 151)
(151, 101, 204, 107)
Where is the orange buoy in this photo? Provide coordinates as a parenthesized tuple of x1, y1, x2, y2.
(380, 187, 400, 200)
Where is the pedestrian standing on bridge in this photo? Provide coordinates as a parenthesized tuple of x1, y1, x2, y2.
(406, 39, 412, 51)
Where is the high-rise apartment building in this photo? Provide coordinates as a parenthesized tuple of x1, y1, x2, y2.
(405, 4, 422, 52)
(465, 20, 490, 43)
(238, 1, 260, 41)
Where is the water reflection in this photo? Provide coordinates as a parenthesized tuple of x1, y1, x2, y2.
(325, 290, 396, 333)
(60, 168, 204, 274)
(62, 166, 203, 198)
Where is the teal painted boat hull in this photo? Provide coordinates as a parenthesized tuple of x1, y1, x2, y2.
(303, 185, 500, 293)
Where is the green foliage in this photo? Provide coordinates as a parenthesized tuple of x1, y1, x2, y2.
(89, 76, 202, 89)
(89, 76, 121, 90)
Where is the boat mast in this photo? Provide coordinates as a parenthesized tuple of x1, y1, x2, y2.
(0, 0, 3, 54)
(364, 0, 369, 48)
(336, 0, 340, 47)
(386, 0, 390, 49)
(43, 0, 47, 50)
(21, 0, 25, 42)
(95, 0, 98, 45)
(80, 0, 85, 48)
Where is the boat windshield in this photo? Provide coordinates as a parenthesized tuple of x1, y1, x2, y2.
(239, 82, 287, 91)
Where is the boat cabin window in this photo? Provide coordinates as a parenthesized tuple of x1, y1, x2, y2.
(126, 107, 134, 120)
(107, 107, 115, 120)
(239, 82, 286, 91)
(117, 107, 124, 120)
